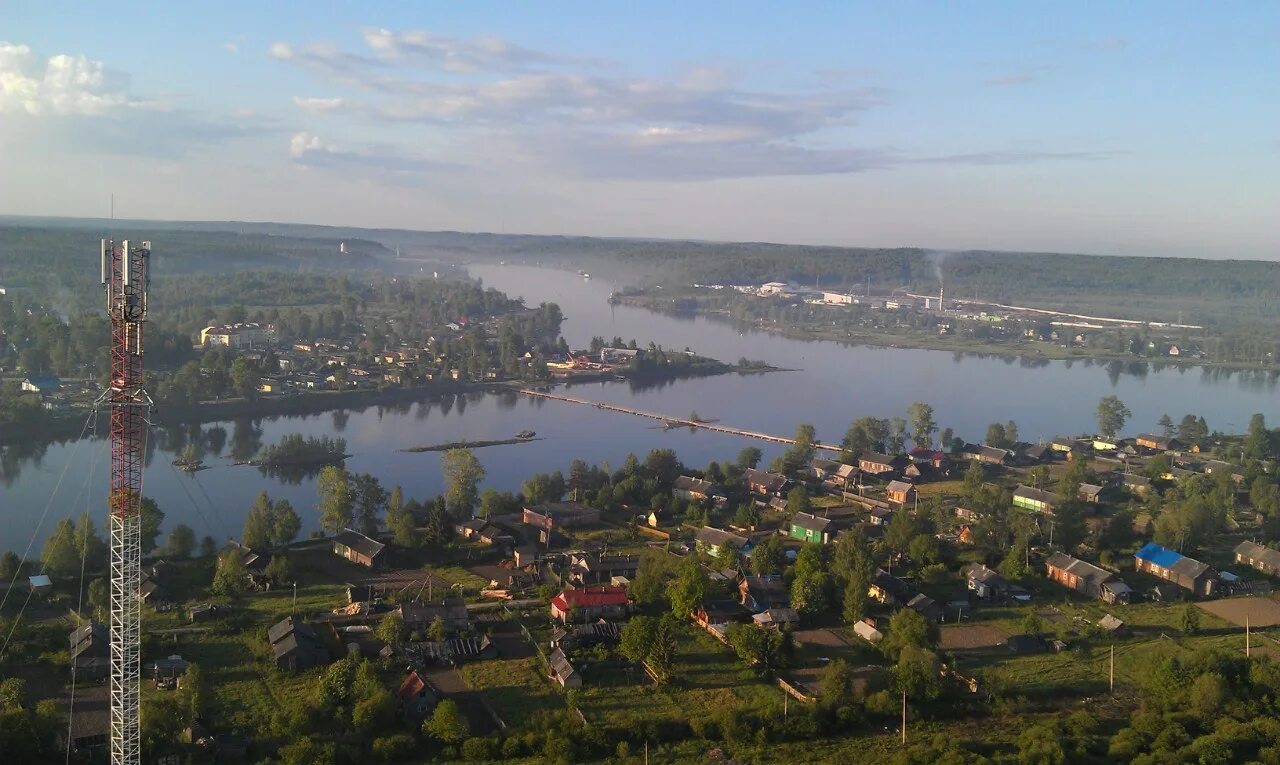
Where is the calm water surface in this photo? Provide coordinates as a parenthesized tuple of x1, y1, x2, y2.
(1, 264, 1275, 553)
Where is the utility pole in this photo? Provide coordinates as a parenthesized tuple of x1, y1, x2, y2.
(901, 688, 907, 745)
(1247, 616, 1251, 658)
(1109, 645, 1114, 693)
(103, 238, 151, 765)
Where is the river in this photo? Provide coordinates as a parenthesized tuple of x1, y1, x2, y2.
(1, 264, 1276, 555)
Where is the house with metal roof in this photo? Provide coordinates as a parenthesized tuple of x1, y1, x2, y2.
(1135, 542, 1216, 597)
(789, 512, 833, 544)
(268, 616, 332, 672)
(332, 528, 386, 569)
(550, 586, 630, 623)
(743, 468, 789, 496)
(694, 526, 752, 558)
(1235, 541, 1280, 578)
(1044, 552, 1116, 600)
(1013, 485, 1059, 514)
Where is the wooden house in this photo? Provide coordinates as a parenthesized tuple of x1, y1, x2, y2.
(885, 480, 916, 506)
(1134, 543, 1216, 597)
(332, 528, 386, 569)
(1044, 552, 1115, 600)
(1235, 541, 1280, 577)
(789, 512, 833, 544)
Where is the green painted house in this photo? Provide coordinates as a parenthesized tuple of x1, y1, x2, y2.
(789, 512, 833, 544)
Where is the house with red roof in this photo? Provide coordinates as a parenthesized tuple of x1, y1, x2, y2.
(550, 586, 630, 624)
(396, 670, 438, 722)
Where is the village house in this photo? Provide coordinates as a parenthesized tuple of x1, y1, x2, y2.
(976, 446, 1013, 466)
(789, 512, 834, 544)
(396, 671, 439, 722)
(752, 608, 800, 629)
(401, 596, 471, 635)
(1136, 434, 1184, 452)
(853, 619, 884, 643)
(868, 507, 893, 526)
(1101, 580, 1133, 605)
(674, 475, 715, 503)
(332, 528, 386, 569)
(739, 575, 790, 612)
(809, 458, 842, 481)
(522, 502, 602, 534)
(907, 593, 944, 622)
(1012, 485, 1058, 514)
(1203, 460, 1245, 485)
(1235, 541, 1280, 577)
(692, 600, 752, 631)
(858, 451, 907, 478)
(1134, 543, 1216, 597)
(70, 622, 109, 679)
(1122, 473, 1152, 495)
(963, 563, 1007, 600)
(1050, 438, 1082, 454)
(868, 569, 914, 607)
(21, 375, 62, 394)
(268, 616, 331, 672)
(694, 526, 752, 558)
(885, 480, 916, 506)
(199, 322, 276, 350)
(550, 586, 630, 623)
(550, 621, 624, 652)
(743, 468, 789, 496)
(548, 647, 582, 688)
(1077, 483, 1104, 503)
(1044, 552, 1117, 600)
(568, 553, 641, 585)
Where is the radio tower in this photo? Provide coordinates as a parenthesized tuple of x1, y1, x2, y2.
(102, 239, 151, 765)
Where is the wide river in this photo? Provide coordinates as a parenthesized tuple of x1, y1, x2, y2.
(1, 264, 1276, 554)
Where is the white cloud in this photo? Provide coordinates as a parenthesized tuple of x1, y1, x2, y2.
(359, 27, 595, 74)
(268, 42, 294, 60)
(288, 131, 454, 178)
(0, 41, 130, 115)
(222, 42, 239, 55)
(293, 96, 345, 112)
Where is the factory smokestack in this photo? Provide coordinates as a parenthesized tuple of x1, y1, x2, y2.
(939, 284, 944, 312)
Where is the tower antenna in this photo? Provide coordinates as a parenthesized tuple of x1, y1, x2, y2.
(102, 237, 151, 765)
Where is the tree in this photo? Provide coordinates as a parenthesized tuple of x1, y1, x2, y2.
(265, 555, 293, 586)
(1245, 413, 1271, 460)
(1005, 420, 1019, 446)
(963, 459, 985, 497)
(895, 646, 944, 701)
(620, 615, 659, 664)
(986, 422, 1008, 449)
(1050, 502, 1087, 552)
(271, 499, 301, 548)
(881, 608, 938, 660)
(907, 402, 937, 449)
(40, 519, 78, 578)
(888, 418, 908, 453)
(0, 551, 19, 580)
(352, 472, 388, 535)
(668, 558, 707, 617)
(939, 427, 954, 452)
(907, 534, 940, 567)
(842, 416, 889, 461)
(1158, 414, 1176, 439)
(183, 663, 208, 721)
(87, 578, 109, 621)
(316, 465, 353, 534)
(243, 491, 274, 551)
(735, 447, 762, 470)
(750, 535, 785, 576)
(389, 509, 418, 548)
(1096, 395, 1131, 439)
(726, 623, 792, 673)
(139, 497, 165, 555)
(377, 611, 406, 651)
(211, 549, 248, 599)
(198, 535, 218, 559)
(166, 524, 195, 560)
(786, 486, 811, 518)
(72, 513, 106, 573)
(442, 448, 485, 518)
(424, 699, 469, 744)
(229, 357, 258, 400)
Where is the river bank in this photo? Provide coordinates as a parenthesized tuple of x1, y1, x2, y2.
(612, 294, 1280, 375)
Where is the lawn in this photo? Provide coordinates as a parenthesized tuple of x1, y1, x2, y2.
(423, 565, 491, 592)
(460, 656, 561, 727)
(579, 625, 784, 728)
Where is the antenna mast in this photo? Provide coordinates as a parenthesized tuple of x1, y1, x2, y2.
(102, 238, 151, 765)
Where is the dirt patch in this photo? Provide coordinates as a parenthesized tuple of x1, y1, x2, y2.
(939, 622, 1011, 651)
(793, 628, 853, 652)
(1199, 597, 1280, 628)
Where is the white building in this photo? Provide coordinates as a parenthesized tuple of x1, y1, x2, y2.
(200, 323, 277, 350)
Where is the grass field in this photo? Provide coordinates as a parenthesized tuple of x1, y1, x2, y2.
(461, 656, 561, 727)
(1199, 596, 1280, 627)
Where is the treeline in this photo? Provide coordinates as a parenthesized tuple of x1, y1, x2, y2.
(254, 434, 348, 466)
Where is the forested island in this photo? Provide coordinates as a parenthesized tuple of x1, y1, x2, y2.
(252, 434, 348, 467)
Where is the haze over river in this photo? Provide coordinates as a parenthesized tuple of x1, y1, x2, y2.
(2, 264, 1276, 554)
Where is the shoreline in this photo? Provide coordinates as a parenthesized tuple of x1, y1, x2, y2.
(613, 295, 1280, 375)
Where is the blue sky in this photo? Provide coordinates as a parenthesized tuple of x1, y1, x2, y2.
(2, 2, 1277, 259)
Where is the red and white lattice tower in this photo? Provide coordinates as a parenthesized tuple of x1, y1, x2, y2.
(102, 238, 150, 765)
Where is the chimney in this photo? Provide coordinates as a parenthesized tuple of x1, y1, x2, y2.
(939, 284, 944, 313)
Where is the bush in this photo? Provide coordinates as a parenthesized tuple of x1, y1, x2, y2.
(371, 734, 415, 763)
(461, 737, 494, 761)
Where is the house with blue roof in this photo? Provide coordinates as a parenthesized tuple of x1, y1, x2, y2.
(1134, 542, 1216, 597)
